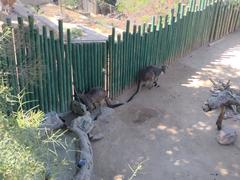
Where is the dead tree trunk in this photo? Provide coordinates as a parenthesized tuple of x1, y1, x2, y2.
(203, 79, 240, 130)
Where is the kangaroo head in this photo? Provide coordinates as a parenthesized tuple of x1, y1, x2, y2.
(78, 92, 95, 112)
(161, 65, 167, 74)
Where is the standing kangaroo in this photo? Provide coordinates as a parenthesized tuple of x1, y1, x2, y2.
(74, 87, 124, 112)
(127, 65, 167, 102)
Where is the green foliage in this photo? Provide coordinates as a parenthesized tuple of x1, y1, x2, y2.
(0, 88, 47, 179)
(0, 23, 45, 88)
(0, 23, 75, 180)
(0, 83, 15, 114)
(116, 0, 150, 13)
(32, 5, 41, 14)
(0, 114, 46, 179)
(0, 86, 75, 179)
(141, 15, 150, 23)
(0, 26, 11, 77)
(0, 26, 11, 52)
(71, 28, 83, 38)
(62, 0, 79, 8)
(100, 0, 117, 5)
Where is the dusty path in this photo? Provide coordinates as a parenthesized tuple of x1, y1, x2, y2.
(91, 30, 240, 180)
(13, 1, 107, 42)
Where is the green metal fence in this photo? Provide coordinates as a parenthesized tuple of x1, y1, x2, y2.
(2, 17, 106, 113)
(1, 0, 240, 112)
(108, 0, 240, 97)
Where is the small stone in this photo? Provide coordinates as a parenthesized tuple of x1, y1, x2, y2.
(89, 133, 104, 142)
(217, 127, 237, 145)
(77, 159, 87, 168)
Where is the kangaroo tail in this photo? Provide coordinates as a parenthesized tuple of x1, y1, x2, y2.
(105, 97, 124, 108)
(127, 79, 141, 102)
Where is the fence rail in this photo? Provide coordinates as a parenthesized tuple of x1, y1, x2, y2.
(1, 0, 240, 112)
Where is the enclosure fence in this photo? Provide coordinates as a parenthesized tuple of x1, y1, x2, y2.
(108, 0, 240, 97)
(1, 0, 240, 112)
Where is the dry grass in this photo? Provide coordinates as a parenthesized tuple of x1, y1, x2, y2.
(38, 1, 188, 34)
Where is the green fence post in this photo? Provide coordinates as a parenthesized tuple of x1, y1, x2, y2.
(58, 19, 67, 112)
(49, 30, 58, 111)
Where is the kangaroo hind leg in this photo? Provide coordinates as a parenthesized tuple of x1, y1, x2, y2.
(146, 81, 154, 89)
(153, 76, 160, 87)
(216, 106, 225, 130)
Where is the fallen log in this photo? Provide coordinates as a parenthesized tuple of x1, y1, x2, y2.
(203, 79, 240, 130)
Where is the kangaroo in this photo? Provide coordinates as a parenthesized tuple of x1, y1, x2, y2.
(74, 87, 124, 112)
(127, 65, 167, 102)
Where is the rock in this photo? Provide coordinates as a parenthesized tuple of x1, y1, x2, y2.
(71, 100, 87, 116)
(90, 108, 102, 120)
(89, 132, 104, 142)
(39, 112, 64, 137)
(69, 127, 93, 180)
(101, 106, 114, 114)
(217, 127, 237, 145)
(40, 111, 64, 130)
(88, 114, 106, 142)
(97, 107, 115, 121)
(70, 112, 94, 134)
(231, 114, 240, 121)
(77, 159, 87, 168)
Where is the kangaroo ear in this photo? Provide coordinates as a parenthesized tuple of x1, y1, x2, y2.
(162, 65, 167, 73)
(74, 88, 78, 96)
(78, 89, 85, 95)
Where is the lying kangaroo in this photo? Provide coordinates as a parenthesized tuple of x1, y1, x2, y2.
(74, 87, 124, 112)
(127, 65, 167, 102)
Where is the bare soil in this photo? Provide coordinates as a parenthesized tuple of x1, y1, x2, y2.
(38, 3, 121, 35)
(91, 30, 240, 180)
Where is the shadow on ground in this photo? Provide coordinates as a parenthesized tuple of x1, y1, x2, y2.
(91, 30, 240, 180)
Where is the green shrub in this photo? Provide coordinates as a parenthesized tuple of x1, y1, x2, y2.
(100, 0, 117, 6)
(71, 28, 83, 38)
(0, 88, 73, 179)
(116, 0, 150, 13)
(0, 89, 47, 179)
(62, 0, 79, 8)
(0, 18, 75, 180)
(0, 83, 15, 115)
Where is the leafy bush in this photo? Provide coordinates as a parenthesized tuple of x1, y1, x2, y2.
(0, 89, 47, 179)
(1, 24, 45, 88)
(101, 0, 117, 6)
(116, 0, 150, 13)
(0, 26, 11, 79)
(0, 19, 76, 180)
(0, 83, 14, 114)
(62, 0, 79, 8)
(71, 28, 83, 38)
(0, 87, 74, 179)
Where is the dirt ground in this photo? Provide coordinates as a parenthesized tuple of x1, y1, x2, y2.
(91, 30, 240, 180)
